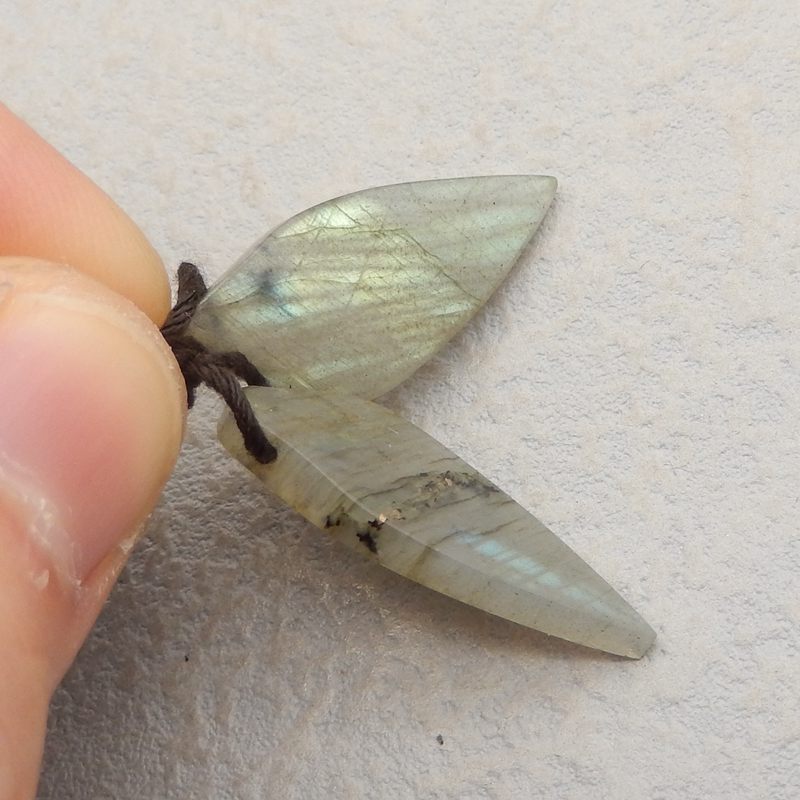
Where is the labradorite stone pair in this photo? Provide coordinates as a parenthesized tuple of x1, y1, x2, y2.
(191, 176, 654, 658)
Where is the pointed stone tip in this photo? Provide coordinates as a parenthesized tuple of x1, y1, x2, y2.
(623, 624, 657, 660)
(606, 617, 656, 660)
(512, 174, 557, 220)
(529, 174, 557, 204)
(569, 596, 656, 660)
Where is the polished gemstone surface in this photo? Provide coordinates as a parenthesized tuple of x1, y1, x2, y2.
(220, 388, 655, 658)
(190, 175, 557, 399)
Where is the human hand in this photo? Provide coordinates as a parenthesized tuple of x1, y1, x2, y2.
(0, 103, 185, 798)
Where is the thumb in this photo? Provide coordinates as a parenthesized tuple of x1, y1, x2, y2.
(0, 259, 184, 797)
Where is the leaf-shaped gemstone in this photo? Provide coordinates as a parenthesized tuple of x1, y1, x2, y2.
(190, 176, 556, 399)
(219, 388, 655, 659)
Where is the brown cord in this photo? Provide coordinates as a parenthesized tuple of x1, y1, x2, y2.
(160, 262, 277, 464)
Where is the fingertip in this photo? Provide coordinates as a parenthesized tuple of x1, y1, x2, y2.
(0, 103, 171, 323)
(0, 255, 186, 796)
(0, 257, 184, 637)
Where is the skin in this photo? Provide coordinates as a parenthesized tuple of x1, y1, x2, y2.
(0, 103, 186, 798)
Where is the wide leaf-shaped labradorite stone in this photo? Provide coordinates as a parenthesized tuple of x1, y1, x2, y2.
(220, 388, 655, 658)
(190, 176, 556, 399)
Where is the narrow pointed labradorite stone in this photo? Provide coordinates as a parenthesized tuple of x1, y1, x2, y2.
(220, 388, 655, 659)
(190, 176, 556, 399)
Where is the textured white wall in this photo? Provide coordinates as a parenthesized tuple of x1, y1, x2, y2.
(2, 2, 798, 798)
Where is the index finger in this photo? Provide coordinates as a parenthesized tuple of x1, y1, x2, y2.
(0, 103, 170, 323)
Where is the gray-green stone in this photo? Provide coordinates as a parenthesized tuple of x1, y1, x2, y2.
(190, 175, 556, 399)
(220, 388, 655, 659)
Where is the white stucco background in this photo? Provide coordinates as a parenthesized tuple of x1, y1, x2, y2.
(2, 2, 798, 797)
